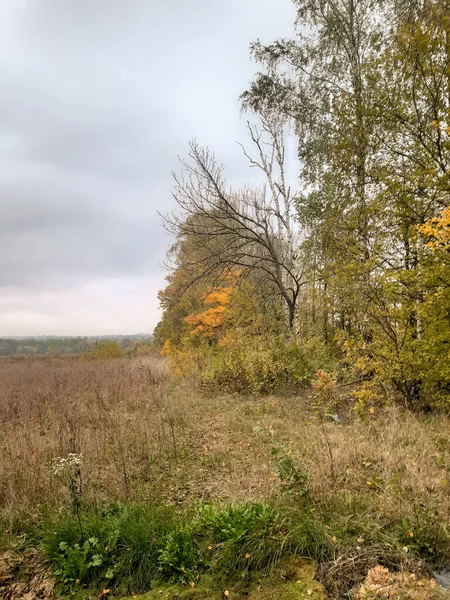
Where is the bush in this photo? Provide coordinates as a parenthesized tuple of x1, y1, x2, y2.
(159, 528, 200, 583)
(52, 536, 110, 594)
(171, 335, 312, 394)
(271, 447, 310, 500)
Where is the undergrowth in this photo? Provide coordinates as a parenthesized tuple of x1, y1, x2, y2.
(171, 336, 315, 394)
(39, 501, 332, 596)
(14, 493, 450, 597)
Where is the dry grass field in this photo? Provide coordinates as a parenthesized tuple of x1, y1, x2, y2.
(1, 355, 450, 598)
(1, 354, 450, 529)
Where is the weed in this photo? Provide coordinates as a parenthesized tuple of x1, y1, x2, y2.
(159, 528, 200, 583)
(271, 447, 310, 499)
(52, 536, 110, 594)
(43, 503, 177, 594)
(51, 453, 84, 536)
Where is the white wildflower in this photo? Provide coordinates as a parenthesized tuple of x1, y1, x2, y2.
(51, 453, 83, 476)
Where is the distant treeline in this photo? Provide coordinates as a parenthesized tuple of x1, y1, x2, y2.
(0, 336, 154, 357)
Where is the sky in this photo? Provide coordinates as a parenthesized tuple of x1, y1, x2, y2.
(0, 0, 296, 337)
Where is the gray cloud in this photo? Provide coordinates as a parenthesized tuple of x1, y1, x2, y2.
(0, 0, 295, 335)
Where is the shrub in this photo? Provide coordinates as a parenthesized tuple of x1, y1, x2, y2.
(52, 536, 111, 594)
(171, 335, 312, 394)
(271, 447, 310, 500)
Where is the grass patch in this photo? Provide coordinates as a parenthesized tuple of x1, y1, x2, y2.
(199, 502, 332, 573)
(40, 501, 332, 596)
(315, 490, 450, 571)
(118, 558, 326, 600)
(42, 503, 177, 595)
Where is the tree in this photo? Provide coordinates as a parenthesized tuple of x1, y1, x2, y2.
(93, 340, 122, 359)
(163, 116, 303, 333)
(156, 0, 450, 406)
(241, 0, 391, 345)
(329, 1, 450, 405)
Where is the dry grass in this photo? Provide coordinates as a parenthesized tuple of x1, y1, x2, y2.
(0, 355, 179, 520)
(354, 564, 449, 599)
(1, 355, 450, 555)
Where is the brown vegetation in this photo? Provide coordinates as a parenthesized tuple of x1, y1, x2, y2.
(1, 355, 450, 544)
(354, 565, 449, 599)
(0, 355, 175, 521)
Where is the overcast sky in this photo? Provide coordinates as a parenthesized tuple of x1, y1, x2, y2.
(0, 0, 296, 337)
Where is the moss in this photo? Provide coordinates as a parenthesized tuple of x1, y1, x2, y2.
(254, 557, 326, 600)
(119, 559, 326, 600)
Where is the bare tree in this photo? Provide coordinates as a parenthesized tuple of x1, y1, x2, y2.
(162, 116, 303, 333)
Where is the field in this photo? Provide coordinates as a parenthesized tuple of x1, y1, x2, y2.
(1, 356, 450, 599)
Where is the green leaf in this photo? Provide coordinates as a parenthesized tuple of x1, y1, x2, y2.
(90, 554, 103, 567)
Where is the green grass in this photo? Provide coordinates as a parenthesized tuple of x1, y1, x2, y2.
(4, 492, 449, 598)
(199, 502, 331, 573)
(42, 503, 178, 595)
(38, 501, 332, 597)
(117, 557, 326, 600)
(3, 496, 450, 598)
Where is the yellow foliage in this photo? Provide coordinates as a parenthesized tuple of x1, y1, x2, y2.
(418, 207, 450, 251)
(184, 284, 234, 339)
(92, 340, 122, 359)
(312, 370, 337, 404)
(202, 287, 233, 305)
(218, 332, 237, 347)
(161, 339, 173, 356)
